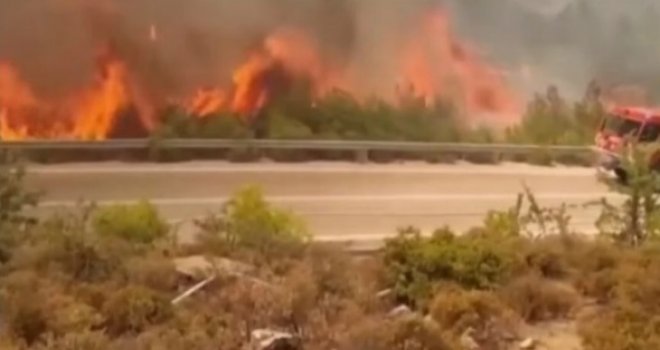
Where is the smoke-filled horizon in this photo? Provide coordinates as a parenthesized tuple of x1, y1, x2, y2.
(446, 0, 660, 102)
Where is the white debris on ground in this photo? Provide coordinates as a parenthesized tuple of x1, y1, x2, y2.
(250, 329, 301, 350)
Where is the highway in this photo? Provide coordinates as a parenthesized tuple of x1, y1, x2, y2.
(26, 161, 620, 244)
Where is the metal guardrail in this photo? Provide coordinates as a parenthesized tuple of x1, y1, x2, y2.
(0, 138, 596, 156)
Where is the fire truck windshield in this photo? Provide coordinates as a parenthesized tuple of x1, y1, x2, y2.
(602, 113, 642, 137)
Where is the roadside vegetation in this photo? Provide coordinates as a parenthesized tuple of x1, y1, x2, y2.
(3, 146, 660, 350)
(154, 84, 604, 146)
(25, 84, 602, 166)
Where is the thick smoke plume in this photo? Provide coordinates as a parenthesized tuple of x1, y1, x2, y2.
(0, 0, 449, 100)
(445, 0, 660, 103)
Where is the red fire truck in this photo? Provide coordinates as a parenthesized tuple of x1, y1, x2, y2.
(595, 106, 660, 183)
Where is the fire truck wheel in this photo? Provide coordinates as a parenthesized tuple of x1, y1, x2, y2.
(614, 168, 628, 185)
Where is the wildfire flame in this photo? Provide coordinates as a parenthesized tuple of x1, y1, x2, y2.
(401, 11, 519, 117)
(0, 7, 521, 140)
(71, 57, 129, 140)
(186, 88, 226, 117)
(185, 28, 344, 118)
(0, 51, 129, 140)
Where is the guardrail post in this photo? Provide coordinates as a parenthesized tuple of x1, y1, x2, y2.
(356, 149, 369, 164)
(494, 152, 503, 164)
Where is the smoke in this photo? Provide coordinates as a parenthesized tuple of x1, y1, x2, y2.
(0, 0, 365, 100)
(0, 0, 486, 103)
(444, 0, 660, 102)
(3, 0, 658, 129)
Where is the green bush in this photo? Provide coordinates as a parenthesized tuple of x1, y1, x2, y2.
(383, 228, 518, 306)
(196, 186, 311, 260)
(92, 201, 168, 244)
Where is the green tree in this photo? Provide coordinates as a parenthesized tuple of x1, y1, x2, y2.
(594, 143, 660, 245)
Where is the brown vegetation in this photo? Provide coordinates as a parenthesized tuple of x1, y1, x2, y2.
(2, 147, 660, 350)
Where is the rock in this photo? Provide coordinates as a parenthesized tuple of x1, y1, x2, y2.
(519, 337, 536, 349)
(173, 255, 254, 279)
(251, 329, 301, 350)
(388, 304, 413, 318)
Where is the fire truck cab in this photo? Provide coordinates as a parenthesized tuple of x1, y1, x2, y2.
(595, 106, 660, 183)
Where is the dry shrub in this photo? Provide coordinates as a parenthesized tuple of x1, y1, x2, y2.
(123, 254, 179, 291)
(501, 274, 579, 323)
(0, 336, 20, 350)
(339, 316, 456, 350)
(578, 251, 660, 349)
(101, 285, 173, 336)
(299, 245, 384, 309)
(74, 282, 114, 312)
(4, 297, 48, 345)
(42, 294, 102, 337)
(197, 277, 290, 338)
(31, 331, 112, 350)
(429, 285, 519, 348)
(6, 225, 124, 284)
(0, 271, 58, 344)
(301, 296, 366, 350)
(279, 256, 379, 349)
(570, 240, 623, 301)
(302, 246, 355, 297)
(521, 236, 573, 279)
(178, 255, 376, 350)
(126, 326, 242, 350)
(579, 308, 660, 350)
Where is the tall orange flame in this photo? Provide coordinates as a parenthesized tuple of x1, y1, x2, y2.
(185, 28, 346, 118)
(0, 54, 129, 140)
(230, 51, 273, 114)
(401, 10, 520, 117)
(186, 88, 227, 117)
(71, 59, 129, 140)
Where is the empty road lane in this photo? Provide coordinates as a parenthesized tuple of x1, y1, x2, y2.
(27, 161, 618, 240)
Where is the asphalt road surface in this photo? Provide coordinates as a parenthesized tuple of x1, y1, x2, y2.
(27, 161, 620, 243)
